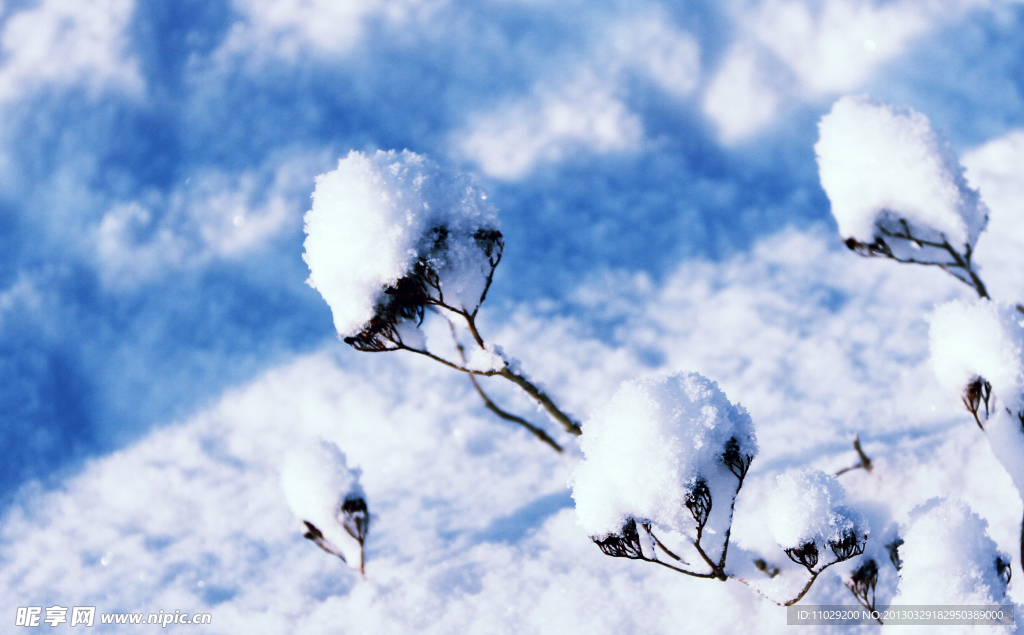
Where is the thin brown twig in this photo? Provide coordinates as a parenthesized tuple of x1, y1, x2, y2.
(836, 434, 873, 476)
(447, 320, 563, 453)
(846, 220, 989, 299)
(652, 534, 686, 564)
(467, 375, 564, 452)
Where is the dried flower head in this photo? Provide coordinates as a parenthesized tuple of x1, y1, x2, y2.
(304, 150, 502, 347)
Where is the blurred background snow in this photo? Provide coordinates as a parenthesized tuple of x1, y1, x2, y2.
(1, 0, 1024, 632)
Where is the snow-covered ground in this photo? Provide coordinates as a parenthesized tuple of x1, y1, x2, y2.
(2, 0, 1024, 633)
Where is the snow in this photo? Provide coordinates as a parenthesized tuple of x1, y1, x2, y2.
(929, 299, 1024, 411)
(930, 300, 1024, 504)
(767, 470, 866, 552)
(571, 372, 757, 544)
(303, 150, 499, 338)
(279, 438, 366, 572)
(464, 343, 507, 373)
(7, 225, 1024, 632)
(7, 2, 1024, 631)
(888, 498, 1010, 627)
(816, 95, 988, 254)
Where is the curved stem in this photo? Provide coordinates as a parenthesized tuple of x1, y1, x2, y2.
(467, 375, 563, 452)
(731, 576, 783, 606)
(651, 559, 719, 579)
(692, 539, 727, 581)
(446, 318, 563, 452)
(784, 571, 820, 606)
(394, 343, 503, 376)
(860, 224, 989, 299)
(652, 534, 686, 564)
(437, 305, 582, 436)
(498, 367, 582, 436)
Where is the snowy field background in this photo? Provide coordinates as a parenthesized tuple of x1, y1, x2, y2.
(2, 0, 1024, 632)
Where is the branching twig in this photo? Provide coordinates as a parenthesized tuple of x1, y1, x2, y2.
(836, 434, 873, 475)
(447, 321, 563, 452)
(844, 219, 989, 299)
(344, 235, 583, 438)
(467, 375, 564, 452)
(496, 367, 582, 436)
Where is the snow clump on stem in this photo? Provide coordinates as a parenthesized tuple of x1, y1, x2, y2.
(816, 95, 989, 296)
(767, 470, 868, 571)
(889, 499, 1010, 612)
(930, 299, 1024, 512)
(280, 439, 369, 574)
(571, 372, 756, 556)
(303, 150, 502, 350)
(930, 299, 1024, 414)
(816, 94, 987, 252)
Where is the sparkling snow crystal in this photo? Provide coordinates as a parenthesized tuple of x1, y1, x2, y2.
(280, 439, 368, 572)
(816, 95, 987, 263)
(571, 372, 757, 542)
(303, 150, 501, 343)
(766, 470, 867, 561)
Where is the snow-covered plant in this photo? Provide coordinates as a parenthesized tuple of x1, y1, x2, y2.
(816, 95, 990, 298)
(766, 470, 869, 605)
(571, 374, 869, 604)
(280, 439, 369, 575)
(304, 150, 578, 451)
(930, 299, 1024, 570)
(571, 372, 756, 580)
(889, 498, 1011, 633)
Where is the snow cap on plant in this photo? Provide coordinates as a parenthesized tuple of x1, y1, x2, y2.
(767, 470, 868, 570)
(303, 150, 502, 349)
(890, 498, 1010, 609)
(571, 371, 757, 539)
(930, 299, 1024, 413)
(930, 300, 1024, 494)
(280, 438, 369, 573)
(815, 95, 987, 262)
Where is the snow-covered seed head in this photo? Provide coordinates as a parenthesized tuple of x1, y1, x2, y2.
(816, 95, 987, 265)
(995, 556, 1012, 586)
(685, 478, 712, 529)
(829, 529, 867, 561)
(891, 498, 1010, 605)
(930, 299, 1024, 415)
(886, 537, 904, 571)
(591, 518, 654, 561)
(571, 372, 757, 539)
(848, 558, 878, 597)
(340, 496, 369, 545)
(721, 436, 753, 481)
(785, 541, 819, 570)
(303, 150, 502, 350)
(280, 439, 369, 575)
(962, 376, 993, 427)
(767, 470, 869, 572)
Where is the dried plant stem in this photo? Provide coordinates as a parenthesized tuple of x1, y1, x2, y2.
(447, 322, 563, 453)
(467, 375, 564, 452)
(846, 219, 989, 299)
(784, 571, 821, 606)
(836, 434, 873, 475)
(652, 535, 686, 564)
(459, 308, 582, 436)
(497, 367, 582, 436)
